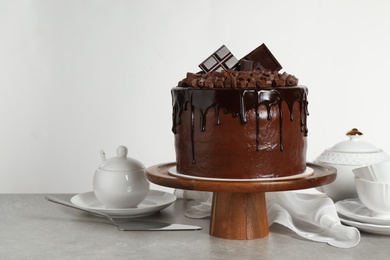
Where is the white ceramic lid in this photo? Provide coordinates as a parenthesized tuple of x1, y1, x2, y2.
(98, 146, 145, 171)
(330, 128, 380, 153)
(315, 128, 390, 165)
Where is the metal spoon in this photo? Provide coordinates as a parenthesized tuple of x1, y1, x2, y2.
(45, 196, 202, 231)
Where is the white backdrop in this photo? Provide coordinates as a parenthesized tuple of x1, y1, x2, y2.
(1, 0, 390, 193)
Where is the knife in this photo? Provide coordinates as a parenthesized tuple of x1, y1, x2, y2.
(45, 196, 202, 231)
(115, 219, 202, 231)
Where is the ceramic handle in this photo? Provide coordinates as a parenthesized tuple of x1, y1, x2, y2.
(116, 146, 128, 158)
(100, 150, 106, 161)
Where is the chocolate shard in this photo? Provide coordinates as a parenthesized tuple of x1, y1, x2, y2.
(199, 45, 238, 73)
(240, 43, 282, 71)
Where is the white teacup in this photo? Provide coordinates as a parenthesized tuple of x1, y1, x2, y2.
(353, 160, 390, 182)
(355, 177, 390, 218)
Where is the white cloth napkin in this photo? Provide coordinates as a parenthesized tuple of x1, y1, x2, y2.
(174, 189, 360, 248)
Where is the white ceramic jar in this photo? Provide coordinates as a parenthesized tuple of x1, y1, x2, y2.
(93, 146, 150, 208)
(314, 128, 390, 202)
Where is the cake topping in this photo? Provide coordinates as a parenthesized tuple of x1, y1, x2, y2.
(178, 69, 298, 88)
(182, 43, 298, 88)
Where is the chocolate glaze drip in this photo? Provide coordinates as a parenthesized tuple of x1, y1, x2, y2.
(172, 87, 308, 164)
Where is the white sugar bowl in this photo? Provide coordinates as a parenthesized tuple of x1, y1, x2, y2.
(93, 145, 149, 208)
(314, 128, 390, 202)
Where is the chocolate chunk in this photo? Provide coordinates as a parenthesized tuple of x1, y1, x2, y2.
(214, 79, 224, 88)
(248, 78, 256, 88)
(239, 59, 254, 71)
(286, 75, 298, 86)
(204, 79, 214, 88)
(253, 61, 266, 71)
(198, 78, 205, 88)
(240, 44, 282, 71)
(199, 45, 238, 73)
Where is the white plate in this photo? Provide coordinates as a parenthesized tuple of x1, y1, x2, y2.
(340, 217, 390, 236)
(168, 166, 314, 182)
(71, 190, 176, 218)
(335, 198, 390, 225)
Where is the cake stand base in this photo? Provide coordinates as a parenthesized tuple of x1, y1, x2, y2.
(211, 192, 268, 239)
(146, 162, 336, 240)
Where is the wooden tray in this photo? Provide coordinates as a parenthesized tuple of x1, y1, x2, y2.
(146, 162, 336, 240)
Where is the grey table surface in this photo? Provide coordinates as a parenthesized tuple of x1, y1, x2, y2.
(0, 193, 389, 260)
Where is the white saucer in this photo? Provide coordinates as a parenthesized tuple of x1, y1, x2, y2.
(168, 166, 314, 182)
(71, 190, 176, 218)
(339, 217, 390, 236)
(335, 198, 390, 225)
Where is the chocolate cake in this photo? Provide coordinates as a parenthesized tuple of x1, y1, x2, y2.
(171, 44, 308, 179)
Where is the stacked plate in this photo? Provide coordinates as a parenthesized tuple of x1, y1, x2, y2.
(336, 198, 390, 235)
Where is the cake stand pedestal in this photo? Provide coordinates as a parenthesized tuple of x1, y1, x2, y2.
(146, 162, 336, 240)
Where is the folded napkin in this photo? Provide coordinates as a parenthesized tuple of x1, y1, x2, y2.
(174, 189, 360, 248)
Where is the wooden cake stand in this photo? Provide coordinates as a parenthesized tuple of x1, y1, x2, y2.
(146, 162, 336, 240)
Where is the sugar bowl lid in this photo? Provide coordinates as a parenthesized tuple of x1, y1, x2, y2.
(98, 146, 145, 171)
(331, 128, 379, 153)
(315, 128, 390, 165)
